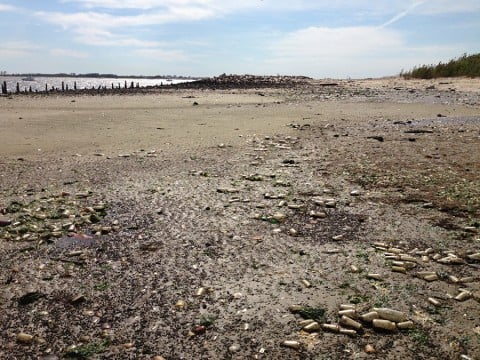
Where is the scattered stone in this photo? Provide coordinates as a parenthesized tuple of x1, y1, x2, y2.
(16, 332, 34, 343)
(217, 187, 238, 194)
(175, 300, 186, 309)
(0, 216, 11, 227)
(364, 344, 376, 354)
(18, 291, 43, 306)
(229, 344, 241, 353)
(350, 190, 361, 196)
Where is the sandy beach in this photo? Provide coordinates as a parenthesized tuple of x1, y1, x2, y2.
(0, 76, 479, 359)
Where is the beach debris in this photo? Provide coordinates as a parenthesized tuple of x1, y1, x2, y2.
(282, 340, 301, 350)
(175, 300, 186, 309)
(364, 344, 376, 354)
(372, 308, 407, 323)
(372, 319, 397, 331)
(16, 332, 34, 343)
(229, 344, 241, 353)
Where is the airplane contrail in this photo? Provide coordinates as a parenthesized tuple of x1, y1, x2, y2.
(380, 0, 427, 28)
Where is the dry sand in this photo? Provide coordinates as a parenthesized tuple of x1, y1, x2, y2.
(0, 77, 479, 359)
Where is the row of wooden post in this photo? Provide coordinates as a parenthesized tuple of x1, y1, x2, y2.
(1, 80, 147, 95)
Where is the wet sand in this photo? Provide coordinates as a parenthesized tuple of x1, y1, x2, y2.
(0, 77, 479, 359)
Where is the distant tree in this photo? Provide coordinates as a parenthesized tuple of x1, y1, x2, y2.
(402, 53, 480, 79)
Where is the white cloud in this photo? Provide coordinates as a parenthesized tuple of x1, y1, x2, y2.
(50, 48, 89, 58)
(0, 41, 40, 57)
(268, 26, 460, 78)
(0, 4, 16, 12)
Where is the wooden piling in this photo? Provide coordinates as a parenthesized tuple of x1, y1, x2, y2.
(74, 81, 77, 90)
(16, 82, 20, 93)
(45, 84, 48, 92)
(124, 80, 127, 89)
(62, 81, 65, 92)
(1, 81, 7, 94)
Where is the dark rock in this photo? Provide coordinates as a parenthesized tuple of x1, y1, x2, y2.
(367, 136, 384, 142)
(0, 216, 11, 227)
(18, 291, 43, 306)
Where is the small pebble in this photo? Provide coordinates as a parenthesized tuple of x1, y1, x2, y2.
(229, 344, 240, 353)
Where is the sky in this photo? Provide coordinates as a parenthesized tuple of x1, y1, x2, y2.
(0, 0, 479, 78)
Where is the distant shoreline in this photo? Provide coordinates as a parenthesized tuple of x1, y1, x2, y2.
(0, 73, 202, 80)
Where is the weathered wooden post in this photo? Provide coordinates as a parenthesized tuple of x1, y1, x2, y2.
(74, 81, 77, 91)
(111, 83, 114, 89)
(29, 86, 32, 92)
(62, 81, 65, 92)
(66, 84, 69, 91)
(16, 82, 20, 93)
(45, 84, 48, 92)
(124, 80, 127, 89)
(1, 81, 7, 94)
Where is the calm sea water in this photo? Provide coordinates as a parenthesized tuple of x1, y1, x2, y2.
(1, 76, 195, 93)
